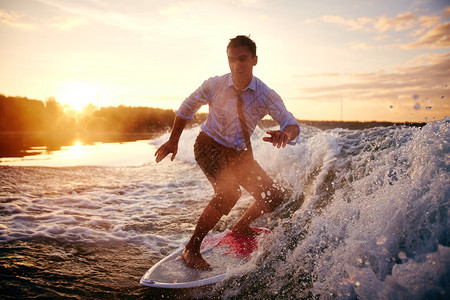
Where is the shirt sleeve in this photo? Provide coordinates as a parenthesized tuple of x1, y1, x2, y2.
(175, 79, 210, 120)
(265, 89, 301, 145)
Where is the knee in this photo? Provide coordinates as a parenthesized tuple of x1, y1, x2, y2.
(227, 187, 242, 201)
(218, 188, 242, 207)
(210, 188, 241, 215)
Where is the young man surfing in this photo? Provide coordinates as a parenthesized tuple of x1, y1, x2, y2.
(155, 35, 300, 270)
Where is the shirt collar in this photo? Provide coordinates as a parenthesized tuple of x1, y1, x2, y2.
(227, 73, 256, 92)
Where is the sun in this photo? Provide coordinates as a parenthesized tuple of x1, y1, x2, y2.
(58, 82, 98, 111)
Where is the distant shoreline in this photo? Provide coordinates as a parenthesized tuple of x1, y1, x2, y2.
(0, 94, 428, 159)
(260, 119, 426, 130)
(0, 120, 426, 159)
(296, 119, 426, 130)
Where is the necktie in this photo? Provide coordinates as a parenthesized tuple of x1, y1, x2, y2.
(235, 89, 254, 160)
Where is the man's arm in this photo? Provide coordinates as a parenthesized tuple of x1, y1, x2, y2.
(154, 116, 187, 163)
(262, 124, 299, 148)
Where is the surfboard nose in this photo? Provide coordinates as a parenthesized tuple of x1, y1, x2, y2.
(141, 278, 155, 285)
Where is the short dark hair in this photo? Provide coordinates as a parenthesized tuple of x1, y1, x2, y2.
(227, 35, 257, 57)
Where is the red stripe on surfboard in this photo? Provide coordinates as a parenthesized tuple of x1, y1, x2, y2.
(201, 227, 270, 258)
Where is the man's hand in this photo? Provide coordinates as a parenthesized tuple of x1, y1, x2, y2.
(263, 125, 299, 148)
(154, 116, 187, 163)
(262, 130, 291, 148)
(154, 140, 178, 163)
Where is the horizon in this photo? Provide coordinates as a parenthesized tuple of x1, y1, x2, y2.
(1, 93, 433, 125)
(1, 0, 449, 122)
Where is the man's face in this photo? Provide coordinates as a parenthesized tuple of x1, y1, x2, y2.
(227, 46, 258, 88)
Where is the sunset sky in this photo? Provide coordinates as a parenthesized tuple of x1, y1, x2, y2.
(1, 0, 449, 122)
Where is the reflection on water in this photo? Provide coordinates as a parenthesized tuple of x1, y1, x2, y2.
(63, 141, 86, 159)
(0, 132, 75, 158)
(0, 132, 159, 159)
(0, 132, 160, 167)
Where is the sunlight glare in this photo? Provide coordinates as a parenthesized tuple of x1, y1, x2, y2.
(71, 141, 83, 150)
(63, 141, 86, 159)
(58, 82, 98, 111)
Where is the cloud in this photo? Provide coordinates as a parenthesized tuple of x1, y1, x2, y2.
(405, 21, 450, 49)
(348, 42, 374, 50)
(158, 2, 187, 16)
(0, 9, 36, 30)
(319, 6, 449, 49)
(321, 9, 441, 33)
(293, 53, 450, 121)
(35, 0, 154, 32)
(305, 18, 318, 24)
(320, 15, 372, 31)
(51, 16, 89, 30)
(373, 11, 432, 33)
(298, 53, 450, 102)
(444, 6, 450, 18)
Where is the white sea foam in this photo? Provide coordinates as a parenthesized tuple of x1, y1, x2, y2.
(214, 118, 449, 299)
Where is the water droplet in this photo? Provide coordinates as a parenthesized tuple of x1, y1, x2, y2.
(414, 103, 421, 110)
(398, 252, 407, 260)
(426, 106, 433, 110)
(441, 96, 446, 99)
(389, 105, 393, 109)
(412, 94, 420, 100)
(376, 236, 387, 245)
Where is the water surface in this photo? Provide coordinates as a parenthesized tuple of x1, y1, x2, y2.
(1, 120, 449, 299)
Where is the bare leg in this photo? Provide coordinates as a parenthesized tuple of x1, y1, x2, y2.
(231, 200, 268, 237)
(181, 203, 223, 270)
(231, 157, 286, 237)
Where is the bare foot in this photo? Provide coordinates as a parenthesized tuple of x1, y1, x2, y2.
(231, 225, 260, 237)
(181, 249, 212, 270)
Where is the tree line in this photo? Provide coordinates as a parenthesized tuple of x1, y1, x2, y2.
(0, 93, 424, 139)
(0, 94, 189, 134)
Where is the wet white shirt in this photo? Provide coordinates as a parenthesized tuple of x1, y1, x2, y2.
(176, 73, 300, 151)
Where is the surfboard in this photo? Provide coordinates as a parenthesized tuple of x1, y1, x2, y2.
(140, 227, 271, 289)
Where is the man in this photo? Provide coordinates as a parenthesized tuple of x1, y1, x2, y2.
(155, 35, 300, 270)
